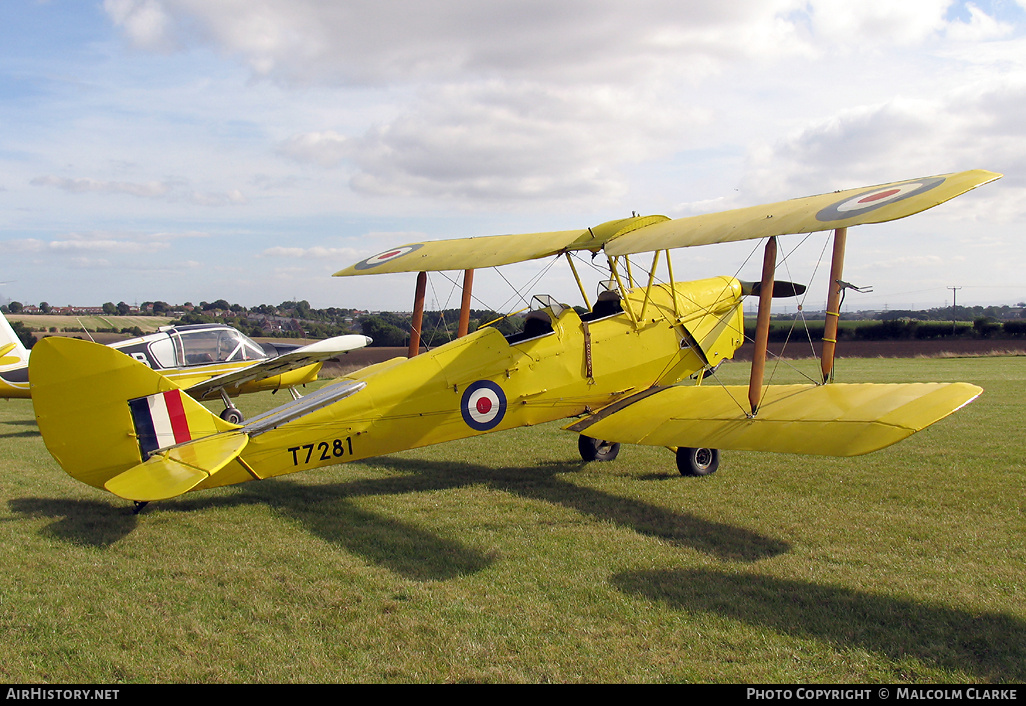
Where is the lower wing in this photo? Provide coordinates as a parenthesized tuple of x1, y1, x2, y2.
(567, 382, 981, 456)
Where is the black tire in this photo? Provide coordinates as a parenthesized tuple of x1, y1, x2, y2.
(578, 435, 621, 462)
(220, 407, 245, 425)
(676, 447, 719, 476)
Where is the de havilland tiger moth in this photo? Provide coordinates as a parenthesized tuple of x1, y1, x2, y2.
(27, 169, 1000, 511)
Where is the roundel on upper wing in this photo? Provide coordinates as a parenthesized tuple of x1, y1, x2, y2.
(815, 176, 946, 223)
(353, 243, 425, 271)
(460, 380, 507, 431)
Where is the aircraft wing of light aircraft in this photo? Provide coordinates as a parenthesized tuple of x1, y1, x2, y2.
(1, 317, 370, 422)
(29, 169, 1000, 511)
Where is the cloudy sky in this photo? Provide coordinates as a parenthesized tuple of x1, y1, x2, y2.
(1, 0, 1024, 314)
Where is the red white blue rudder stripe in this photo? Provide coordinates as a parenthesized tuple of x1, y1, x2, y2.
(129, 389, 194, 458)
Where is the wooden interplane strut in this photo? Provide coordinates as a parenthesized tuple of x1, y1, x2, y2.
(748, 236, 777, 415)
(821, 228, 847, 383)
(408, 271, 427, 358)
(458, 269, 474, 338)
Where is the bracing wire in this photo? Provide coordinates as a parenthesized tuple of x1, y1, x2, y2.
(418, 272, 459, 350)
(763, 234, 827, 387)
(428, 256, 562, 331)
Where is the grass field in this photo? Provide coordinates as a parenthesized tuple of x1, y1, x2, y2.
(0, 356, 1022, 683)
(7, 314, 174, 334)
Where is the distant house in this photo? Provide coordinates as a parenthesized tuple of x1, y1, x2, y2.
(52, 306, 105, 315)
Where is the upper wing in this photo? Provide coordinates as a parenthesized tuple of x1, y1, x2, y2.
(185, 334, 371, 399)
(566, 382, 982, 456)
(333, 170, 999, 275)
(333, 215, 668, 276)
(604, 170, 1000, 256)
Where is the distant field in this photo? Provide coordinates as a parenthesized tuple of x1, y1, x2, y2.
(8, 313, 173, 334)
(0, 355, 1022, 683)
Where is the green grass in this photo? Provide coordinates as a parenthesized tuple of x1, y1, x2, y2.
(0, 356, 1023, 683)
(7, 314, 173, 333)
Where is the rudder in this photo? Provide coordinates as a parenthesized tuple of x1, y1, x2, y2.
(30, 337, 236, 491)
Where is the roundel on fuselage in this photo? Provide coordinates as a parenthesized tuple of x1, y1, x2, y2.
(460, 380, 507, 431)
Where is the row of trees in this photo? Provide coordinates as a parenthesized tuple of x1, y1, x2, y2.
(355, 309, 525, 348)
(752, 317, 1026, 342)
(873, 303, 1025, 322)
(7, 295, 1024, 348)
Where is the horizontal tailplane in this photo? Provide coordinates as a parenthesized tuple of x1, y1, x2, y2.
(105, 432, 249, 502)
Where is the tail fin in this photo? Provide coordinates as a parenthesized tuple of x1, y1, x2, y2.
(0, 312, 31, 368)
(30, 336, 237, 495)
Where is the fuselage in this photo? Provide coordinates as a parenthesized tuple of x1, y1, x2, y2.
(193, 276, 747, 492)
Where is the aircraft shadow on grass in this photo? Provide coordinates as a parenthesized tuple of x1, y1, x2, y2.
(612, 567, 1026, 682)
(236, 455, 790, 575)
(10, 454, 788, 580)
(8, 497, 142, 547)
(0, 418, 42, 439)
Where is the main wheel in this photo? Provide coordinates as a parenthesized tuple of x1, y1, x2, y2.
(220, 407, 245, 425)
(578, 435, 621, 462)
(676, 447, 719, 476)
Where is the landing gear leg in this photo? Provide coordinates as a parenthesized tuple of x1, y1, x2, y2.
(219, 390, 244, 424)
(132, 501, 149, 515)
(219, 406, 244, 425)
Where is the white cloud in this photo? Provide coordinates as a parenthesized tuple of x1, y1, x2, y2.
(103, 1, 816, 85)
(94, 1, 1026, 212)
(104, 0, 176, 52)
(31, 174, 248, 207)
(30, 175, 172, 199)
(805, 0, 952, 45)
(946, 2, 1016, 41)
(260, 245, 362, 260)
(50, 238, 157, 253)
(5, 0, 1021, 310)
(6, 231, 208, 258)
(740, 76, 1026, 207)
(277, 131, 351, 168)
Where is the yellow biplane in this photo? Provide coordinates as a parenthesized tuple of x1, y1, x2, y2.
(29, 170, 1000, 511)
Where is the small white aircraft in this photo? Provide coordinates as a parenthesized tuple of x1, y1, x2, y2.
(0, 314, 370, 422)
